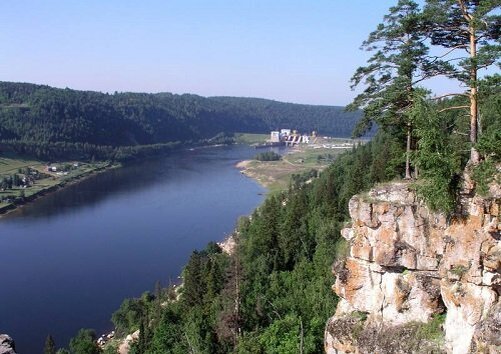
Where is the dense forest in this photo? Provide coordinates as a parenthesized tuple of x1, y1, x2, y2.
(43, 0, 499, 353)
(0, 82, 361, 161)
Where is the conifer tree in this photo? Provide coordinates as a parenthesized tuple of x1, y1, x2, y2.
(423, 0, 500, 163)
(347, 0, 443, 178)
(44, 334, 56, 354)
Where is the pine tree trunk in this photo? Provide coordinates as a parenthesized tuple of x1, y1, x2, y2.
(469, 29, 479, 163)
(405, 123, 412, 179)
(463, 0, 480, 164)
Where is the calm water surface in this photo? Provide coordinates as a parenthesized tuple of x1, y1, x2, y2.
(0, 145, 265, 353)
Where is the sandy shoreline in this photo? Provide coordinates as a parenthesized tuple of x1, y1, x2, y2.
(235, 160, 252, 169)
(235, 159, 272, 189)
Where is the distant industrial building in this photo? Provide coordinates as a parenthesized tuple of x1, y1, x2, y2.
(270, 131, 281, 143)
(280, 129, 291, 136)
(269, 128, 315, 146)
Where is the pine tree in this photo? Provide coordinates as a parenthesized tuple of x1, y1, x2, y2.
(423, 0, 501, 163)
(44, 335, 56, 354)
(347, 0, 443, 178)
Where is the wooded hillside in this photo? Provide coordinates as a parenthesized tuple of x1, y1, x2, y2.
(0, 82, 361, 160)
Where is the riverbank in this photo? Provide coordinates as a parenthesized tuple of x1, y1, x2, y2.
(0, 141, 235, 218)
(0, 160, 119, 217)
(236, 138, 356, 192)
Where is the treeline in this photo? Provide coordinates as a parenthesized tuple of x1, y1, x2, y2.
(0, 82, 362, 161)
(209, 96, 363, 137)
(254, 151, 281, 161)
(0, 133, 233, 162)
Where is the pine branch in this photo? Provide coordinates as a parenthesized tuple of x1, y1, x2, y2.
(413, 72, 451, 85)
(438, 105, 469, 112)
(432, 44, 469, 60)
(431, 93, 469, 100)
(457, 0, 473, 22)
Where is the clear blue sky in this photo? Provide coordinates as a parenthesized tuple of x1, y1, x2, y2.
(0, 0, 456, 105)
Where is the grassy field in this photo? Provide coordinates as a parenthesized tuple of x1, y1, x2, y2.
(237, 138, 357, 192)
(0, 155, 45, 175)
(0, 155, 114, 210)
(234, 133, 269, 145)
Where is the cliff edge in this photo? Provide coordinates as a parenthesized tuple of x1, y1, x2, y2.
(325, 179, 500, 354)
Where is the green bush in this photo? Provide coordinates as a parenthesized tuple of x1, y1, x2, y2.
(255, 151, 281, 161)
(472, 159, 498, 196)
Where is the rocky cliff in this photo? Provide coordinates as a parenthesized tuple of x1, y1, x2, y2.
(325, 180, 500, 354)
(0, 335, 16, 354)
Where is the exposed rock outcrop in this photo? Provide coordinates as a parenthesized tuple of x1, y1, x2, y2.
(218, 234, 237, 255)
(325, 180, 500, 354)
(0, 335, 16, 354)
(118, 330, 140, 354)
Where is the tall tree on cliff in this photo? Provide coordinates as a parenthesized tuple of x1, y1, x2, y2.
(43, 335, 56, 354)
(423, 0, 500, 164)
(347, 0, 446, 179)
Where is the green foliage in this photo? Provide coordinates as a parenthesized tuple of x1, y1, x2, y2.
(450, 264, 469, 278)
(423, 0, 500, 162)
(256, 315, 302, 354)
(147, 305, 189, 354)
(254, 151, 281, 161)
(413, 97, 464, 212)
(478, 74, 501, 157)
(111, 292, 155, 336)
(44, 335, 56, 354)
(348, 0, 432, 131)
(101, 344, 118, 354)
(346, 0, 454, 178)
(333, 238, 350, 261)
(351, 311, 368, 322)
(414, 313, 446, 344)
(472, 159, 498, 196)
(68, 329, 101, 354)
(423, 0, 500, 87)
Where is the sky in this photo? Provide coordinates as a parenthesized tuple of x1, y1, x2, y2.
(0, 0, 462, 105)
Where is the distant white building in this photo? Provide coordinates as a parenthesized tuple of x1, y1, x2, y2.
(270, 131, 280, 142)
(280, 129, 291, 136)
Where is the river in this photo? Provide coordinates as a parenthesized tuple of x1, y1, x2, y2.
(0, 145, 265, 353)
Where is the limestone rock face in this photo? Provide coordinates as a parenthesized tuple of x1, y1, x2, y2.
(325, 181, 500, 354)
(0, 335, 16, 354)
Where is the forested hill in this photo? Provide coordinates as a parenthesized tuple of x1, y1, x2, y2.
(208, 96, 361, 137)
(0, 82, 360, 160)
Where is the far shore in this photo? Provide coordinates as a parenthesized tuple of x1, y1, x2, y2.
(0, 142, 235, 219)
(0, 163, 119, 218)
(235, 138, 354, 192)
